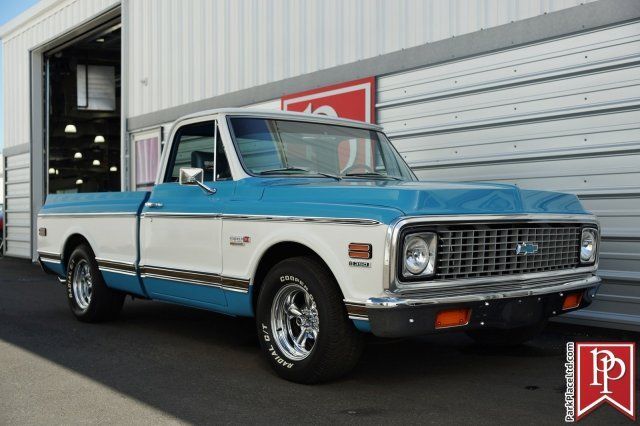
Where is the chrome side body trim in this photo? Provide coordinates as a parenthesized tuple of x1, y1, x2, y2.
(140, 212, 382, 225)
(383, 214, 600, 293)
(95, 259, 251, 293)
(368, 274, 601, 308)
(96, 259, 138, 277)
(222, 214, 381, 226)
(38, 212, 138, 218)
(141, 212, 221, 219)
(37, 250, 61, 262)
(139, 265, 251, 293)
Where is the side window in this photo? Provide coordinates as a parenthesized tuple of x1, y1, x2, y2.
(165, 121, 232, 182)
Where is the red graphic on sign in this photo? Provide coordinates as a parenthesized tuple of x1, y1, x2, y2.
(576, 342, 636, 420)
(281, 77, 375, 123)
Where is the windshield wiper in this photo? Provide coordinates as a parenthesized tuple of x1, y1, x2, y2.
(258, 166, 311, 175)
(258, 167, 342, 181)
(344, 172, 402, 181)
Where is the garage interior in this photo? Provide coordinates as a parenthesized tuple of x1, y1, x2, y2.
(45, 21, 121, 194)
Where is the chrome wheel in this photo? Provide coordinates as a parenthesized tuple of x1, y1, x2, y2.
(271, 283, 319, 361)
(72, 259, 92, 310)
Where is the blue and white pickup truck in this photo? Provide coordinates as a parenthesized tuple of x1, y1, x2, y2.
(38, 109, 600, 383)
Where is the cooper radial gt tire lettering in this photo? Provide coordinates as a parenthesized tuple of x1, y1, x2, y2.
(66, 244, 125, 322)
(256, 256, 364, 383)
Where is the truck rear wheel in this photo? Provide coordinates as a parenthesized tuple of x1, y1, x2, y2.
(66, 244, 125, 322)
(256, 256, 364, 383)
(465, 320, 548, 347)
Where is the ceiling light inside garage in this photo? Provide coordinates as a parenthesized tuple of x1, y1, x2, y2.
(48, 168, 56, 174)
(75, 179, 83, 185)
(64, 124, 77, 133)
(94, 135, 105, 143)
(92, 159, 101, 166)
(109, 166, 118, 172)
(74, 152, 83, 159)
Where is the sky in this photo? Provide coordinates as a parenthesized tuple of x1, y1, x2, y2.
(0, 0, 40, 151)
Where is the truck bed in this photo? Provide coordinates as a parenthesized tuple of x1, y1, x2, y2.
(37, 191, 150, 295)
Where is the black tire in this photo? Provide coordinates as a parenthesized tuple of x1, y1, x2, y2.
(66, 244, 125, 322)
(465, 320, 548, 347)
(256, 256, 364, 383)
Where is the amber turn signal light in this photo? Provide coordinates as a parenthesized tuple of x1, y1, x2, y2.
(562, 293, 583, 310)
(435, 308, 471, 329)
(349, 243, 372, 259)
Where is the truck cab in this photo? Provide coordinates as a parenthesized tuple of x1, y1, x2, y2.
(37, 109, 601, 383)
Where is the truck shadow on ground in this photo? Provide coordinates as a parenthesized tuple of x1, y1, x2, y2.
(1, 258, 636, 424)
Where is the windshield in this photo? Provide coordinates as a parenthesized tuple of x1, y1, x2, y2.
(228, 117, 416, 181)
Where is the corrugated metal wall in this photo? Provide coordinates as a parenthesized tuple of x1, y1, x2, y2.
(3, 153, 31, 256)
(378, 21, 640, 331)
(1, 0, 119, 257)
(0, 154, 4, 203)
(127, 0, 593, 117)
(2, 0, 119, 149)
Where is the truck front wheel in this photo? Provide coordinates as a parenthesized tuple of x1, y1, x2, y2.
(66, 244, 125, 322)
(256, 256, 364, 383)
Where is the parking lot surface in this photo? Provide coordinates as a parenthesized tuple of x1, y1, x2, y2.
(0, 257, 636, 425)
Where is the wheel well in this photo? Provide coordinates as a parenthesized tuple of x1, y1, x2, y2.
(251, 242, 341, 311)
(61, 234, 92, 270)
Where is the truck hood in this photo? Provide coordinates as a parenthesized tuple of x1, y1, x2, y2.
(251, 178, 588, 219)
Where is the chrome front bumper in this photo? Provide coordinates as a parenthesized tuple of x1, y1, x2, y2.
(367, 274, 601, 308)
(360, 274, 601, 338)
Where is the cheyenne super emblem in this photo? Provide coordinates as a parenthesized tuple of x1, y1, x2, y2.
(230, 235, 251, 246)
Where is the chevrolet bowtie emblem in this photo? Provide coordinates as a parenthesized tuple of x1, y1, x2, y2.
(515, 242, 539, 255)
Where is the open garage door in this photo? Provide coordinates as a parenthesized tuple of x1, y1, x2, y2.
(44, 20, 121, 195)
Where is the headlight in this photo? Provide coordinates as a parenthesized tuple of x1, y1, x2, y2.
(402, 233, 437, 278)
(580, 228, 597, 263)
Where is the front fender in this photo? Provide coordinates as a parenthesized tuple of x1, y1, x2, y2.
(221, 218, 389, 302)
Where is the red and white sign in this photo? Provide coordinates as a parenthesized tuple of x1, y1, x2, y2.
(573, 342, 636, 421)
(281, 77, 375, 123)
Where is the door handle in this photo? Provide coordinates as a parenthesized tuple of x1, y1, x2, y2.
(145, 202, 164, 208)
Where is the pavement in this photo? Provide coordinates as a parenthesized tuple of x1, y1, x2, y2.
(0, 256, 637, 425)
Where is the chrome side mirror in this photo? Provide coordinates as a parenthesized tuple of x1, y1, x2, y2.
(179, 167, 216, 195)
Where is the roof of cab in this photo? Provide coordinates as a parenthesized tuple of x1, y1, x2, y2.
(176, 108, 384, 131)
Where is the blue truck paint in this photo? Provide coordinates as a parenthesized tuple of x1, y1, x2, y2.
(353, 319, 372, 333)
(144, 276, 228, 307)
(143, 181, 236, 215)
(101, 270, 147, 297)
(40, 258, 65, 276)
(42, 179, 589, 220)
(224, 289, 255, 317)
(134, 192, 152, 298)
(41, 177, 591, 321)
(41, 192, 150, 215)
(254, 178, 588, 217)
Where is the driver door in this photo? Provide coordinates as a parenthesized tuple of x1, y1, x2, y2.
(139, 119, 233, 308)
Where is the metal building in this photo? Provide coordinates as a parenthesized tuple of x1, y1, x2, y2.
(0, 154, 4, 205)
(1, 0, 639, 330)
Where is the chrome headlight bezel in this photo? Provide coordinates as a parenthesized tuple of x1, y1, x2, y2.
(580, 227, 598, 264)
(401, 232, 437, 280)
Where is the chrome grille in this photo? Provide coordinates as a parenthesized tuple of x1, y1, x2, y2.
(436, 224, 582, 280)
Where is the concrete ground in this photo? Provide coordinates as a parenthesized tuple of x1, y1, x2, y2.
(0, 257, 636, 425)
